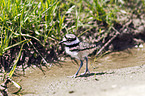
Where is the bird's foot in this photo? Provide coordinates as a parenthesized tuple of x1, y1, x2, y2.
(67, 74, 77, 78)
(81, 70, 90, 76)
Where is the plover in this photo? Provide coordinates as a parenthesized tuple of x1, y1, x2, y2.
(60, 34, 96, 78)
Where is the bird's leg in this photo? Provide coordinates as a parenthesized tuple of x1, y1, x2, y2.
(76, 60, 83, 75)
(83, 56, 90, 75)
(68, 60, 83, 78)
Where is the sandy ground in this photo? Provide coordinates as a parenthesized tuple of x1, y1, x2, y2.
(11, 64, 145, 96)
(8, 46, 145, 96)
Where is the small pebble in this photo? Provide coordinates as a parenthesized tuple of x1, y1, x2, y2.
(95, 78, 99, 81)
(69, 90, 74, 94)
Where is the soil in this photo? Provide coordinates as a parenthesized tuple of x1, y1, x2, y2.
(8, 44, 145, 96)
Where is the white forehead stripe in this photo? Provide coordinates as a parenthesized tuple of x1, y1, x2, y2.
(64, 38, 80, 45)
(65, 34, 76, 39)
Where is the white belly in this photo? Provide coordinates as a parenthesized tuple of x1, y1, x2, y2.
(65, 47, 79, 59)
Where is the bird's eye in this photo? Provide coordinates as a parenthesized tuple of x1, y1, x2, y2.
(67, 37, 76, 41)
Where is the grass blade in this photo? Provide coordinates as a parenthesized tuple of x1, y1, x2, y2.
(8, 42, 25, 78)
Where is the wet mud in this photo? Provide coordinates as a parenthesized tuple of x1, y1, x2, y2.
(8, 44, 145, 96)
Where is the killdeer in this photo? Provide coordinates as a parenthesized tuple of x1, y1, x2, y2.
(60, 34, 97, 78)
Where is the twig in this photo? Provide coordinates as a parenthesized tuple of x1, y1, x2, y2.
(29, 40, 51, 67)
(0, 77, 22, 96)
(96, 27, 120, 56)
(0, 77, 11, 96)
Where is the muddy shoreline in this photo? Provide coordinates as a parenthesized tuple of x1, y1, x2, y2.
(8, 45, 145, 96)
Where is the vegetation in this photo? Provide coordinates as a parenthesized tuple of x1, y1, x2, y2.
(0, 0, 145, 95)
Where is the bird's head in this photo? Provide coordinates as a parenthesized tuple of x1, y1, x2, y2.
(59, 34, 79, 45)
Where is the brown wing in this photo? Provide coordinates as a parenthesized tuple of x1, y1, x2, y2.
(70, 42, 96, 51)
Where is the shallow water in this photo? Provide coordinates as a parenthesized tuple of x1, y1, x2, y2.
(9, 44, 145, 95)
(95, 45, 145, 71)
(93, 48, 145, 71)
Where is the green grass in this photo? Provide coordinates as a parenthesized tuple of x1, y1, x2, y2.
(0, 0, 126, 57)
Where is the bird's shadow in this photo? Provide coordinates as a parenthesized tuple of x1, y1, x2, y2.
(78, 71, 115, 78)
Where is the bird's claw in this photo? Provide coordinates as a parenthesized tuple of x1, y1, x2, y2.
(81, 70, 90, 76)
(67, 74, 77, 78)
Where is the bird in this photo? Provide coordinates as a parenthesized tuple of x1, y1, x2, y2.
(60, 34, 97, 78)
